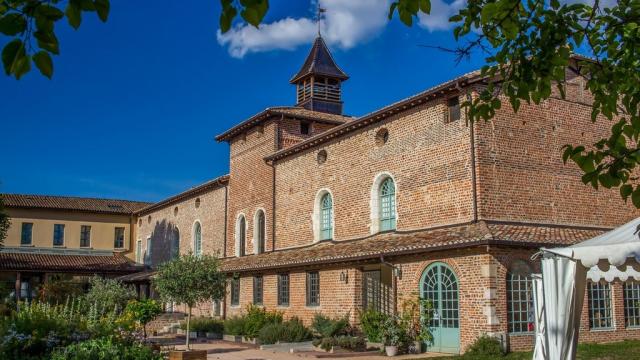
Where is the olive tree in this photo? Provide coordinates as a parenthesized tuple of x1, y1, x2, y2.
(153, 253, 226, 349)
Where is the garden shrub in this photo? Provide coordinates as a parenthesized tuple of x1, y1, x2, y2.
(465, 334, 504, 357)
(123, 299, 162, 339)
(257, 317, 312, 345)
(358, 307, 388, 342)
(311, 313, 350, 338)
(312, 336, 366, 352)
(50, 337, 162, 360)
(242, 305, 282, 339)
(182, 317, 224, 333)
(223, 316, 246, 336)
(82, 276, 136, 314)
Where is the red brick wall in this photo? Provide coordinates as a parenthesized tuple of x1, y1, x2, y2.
(273, 100, 475, 249)
(474, 87, 638, 228)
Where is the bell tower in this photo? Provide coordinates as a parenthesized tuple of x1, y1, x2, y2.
(290, 35, 349, 115)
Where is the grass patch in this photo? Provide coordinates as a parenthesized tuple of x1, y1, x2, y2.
(425, 340, 640, 360)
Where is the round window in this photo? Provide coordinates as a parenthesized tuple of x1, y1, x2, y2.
(375, 128, 389, 146)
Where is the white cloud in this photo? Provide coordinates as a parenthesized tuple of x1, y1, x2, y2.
(417, 0, 466, 32)
(217, 0, 391, 58)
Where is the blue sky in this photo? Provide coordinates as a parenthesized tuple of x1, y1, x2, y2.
(1, 0, 484, 202)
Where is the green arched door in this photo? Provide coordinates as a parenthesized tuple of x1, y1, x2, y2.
(420, 262, 460, 354)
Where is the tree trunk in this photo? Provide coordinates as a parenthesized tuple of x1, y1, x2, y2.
(186, 306, 192, 349)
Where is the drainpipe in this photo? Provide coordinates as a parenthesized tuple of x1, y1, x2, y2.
(223, 185, 228, 258)
(459, 81, 479, 223)
(271, 117, 282, 252)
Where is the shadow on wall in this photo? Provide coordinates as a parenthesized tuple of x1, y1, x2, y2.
(146, 219, 180, 268)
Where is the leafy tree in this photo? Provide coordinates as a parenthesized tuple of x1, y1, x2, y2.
(152, 253, 226, 349)
(0, 194, 9, 246)
(83, 275, 136, 313)
(124, 299, 163, 339)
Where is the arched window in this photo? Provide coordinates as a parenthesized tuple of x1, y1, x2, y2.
(255, 210, 266, 254)
(320, 193, 333, 240)
(507, 260, 534, 333)
(193, 222, 202, 256)
(171, 228, 180, 259)
(379, 177, 396, 231)
(236, 215, 246, 257)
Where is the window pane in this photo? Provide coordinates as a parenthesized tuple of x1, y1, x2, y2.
(278, 273, 290, 306)
(306, 272, 320, 306)
(588, 281, 613, 329)
(379, 178, 396, 231)
(507, 272, 534, 333)
(320, 194, 333, 240)
(231, 278, 240, 306)
(239, 217, 246, 256)
(21, 223, 33, 245)
(625, 281, 640, 328)
(257, 211, 265, 254)
(194, 222, 202, 256)
(114, 227, 125, 248)
(53, 224, 65, 246)
(253, 275, 263, 305)
(80, 225, 91, 248)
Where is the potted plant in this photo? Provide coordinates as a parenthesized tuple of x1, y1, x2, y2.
(381, 316, 406, 357)
(154, 253, 226, 360)
(399, 294, 433, 354)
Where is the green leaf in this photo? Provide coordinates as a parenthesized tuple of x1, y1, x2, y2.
(0, 13, 27, 36)
(621, 184, 633, 200)
(34, 30, 60, 54)
(632, 188, 640, 208)
(388, 3, 398, 20)
(66, 2, 82, 29)
(2, 39, 23, 75)
(419, 0, 431, 14)
(94, 0, 110, 22)
(36, 4, 65, 20)
(33, 51, 53, 79)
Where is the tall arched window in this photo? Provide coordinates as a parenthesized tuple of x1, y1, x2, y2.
(320, 193, 333, 240)
(237, 215, 246, 257)
(379, 177, 396, 231)
(171, 228, 180, 260)
(255, 210, 265, 254)
(507, 260, 534, 333)
(193, 222, 202, 256)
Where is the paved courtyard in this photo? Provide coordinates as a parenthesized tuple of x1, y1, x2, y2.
(161, 339, 451, 360)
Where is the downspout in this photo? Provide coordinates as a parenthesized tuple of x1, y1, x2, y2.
(223, 185, 228, 258)
(271, 116, 282, 252)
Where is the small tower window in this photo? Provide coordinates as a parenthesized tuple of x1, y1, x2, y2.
(446, 96, 461, 122)
(317, 150, 327, 164)
(300, 121, 311, 135)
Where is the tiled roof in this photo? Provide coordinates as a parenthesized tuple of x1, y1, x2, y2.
(0, 250, 143, 273)
(221, 221, 606, 272)
(215, 106, 354, 142)
(136, 175, 229, 215)
(2, 193, 151, 215)
(290, 36, 349, 83)
(117, 270, 157, 282)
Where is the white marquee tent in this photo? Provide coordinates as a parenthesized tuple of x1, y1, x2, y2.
(532, 217, 640, 360)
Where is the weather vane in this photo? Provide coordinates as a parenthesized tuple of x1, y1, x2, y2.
(316, 1, 326, 36)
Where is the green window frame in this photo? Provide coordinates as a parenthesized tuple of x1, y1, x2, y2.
(507, 261, 534, 333)
(53, 224, 65, 246)
(193, 222, 202, 256)
(21, 223, 33, 245)
(253, 275, 263, 305)
(588, 281, 613, 329)
(230, 278, 240, 306)
(80, 225, 91, 248)
(379, 178, 396, 231)
(114, 227, 125, 249)
(320, 193, 333, 240)
(306, 271, 320, 306)
(277, 273, 290, 306)
(624, 281, 640, 328)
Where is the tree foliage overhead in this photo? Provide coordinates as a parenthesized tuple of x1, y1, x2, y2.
(0, 194, 10, 246)
(0, 0, 110, 79)
(387, 0, 640, 207)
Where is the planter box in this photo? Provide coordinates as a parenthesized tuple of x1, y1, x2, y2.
(168, 350, 207, 360)
(313, 345, 349, 353)
(189, 332, 198, 340)
(196, 331, 207, 338)
(206, 332, 222, 340)
(223, 334, 242, 343)
(259, 341, 314, 353)
(242, 337, 260, 345)
(366, 342, 383, 350)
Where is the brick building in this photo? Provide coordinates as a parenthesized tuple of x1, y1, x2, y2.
(133, 36, 639, 353)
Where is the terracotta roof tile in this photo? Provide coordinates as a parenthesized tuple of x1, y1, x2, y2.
(136, 175, 229, 215)
(0, 250, 143, 273)
(221, 221, 606, 272)
(2, 193, 151, 215)
(215, 106, 354, 142)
